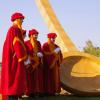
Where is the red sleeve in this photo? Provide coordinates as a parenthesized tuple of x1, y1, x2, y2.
(12, 27, 27, 62)
(37, 41, 42, 52)
(42, 43, 56, 68)
(55, 45, 63, 65)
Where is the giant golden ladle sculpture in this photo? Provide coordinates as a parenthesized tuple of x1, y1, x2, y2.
(35, 0, 100, 95)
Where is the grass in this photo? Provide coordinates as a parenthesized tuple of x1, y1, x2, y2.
(22, 96, 100, 100)
(1, 95, 100, 100)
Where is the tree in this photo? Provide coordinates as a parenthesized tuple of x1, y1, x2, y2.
(83, 40, 100, 57)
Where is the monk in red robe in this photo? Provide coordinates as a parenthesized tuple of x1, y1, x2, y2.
(22, 29, 26, 40)
(42, 33, 63, 96)
(0, 12, 30, 100)
(19, 29, 27, 99)
(25, 29, 44, 97)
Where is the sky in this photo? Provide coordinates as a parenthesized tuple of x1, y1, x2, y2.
(0, 0, 100, 61)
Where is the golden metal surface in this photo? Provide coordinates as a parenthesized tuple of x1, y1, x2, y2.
(35, 0, 78, 52)
(35, 0, 100, 78)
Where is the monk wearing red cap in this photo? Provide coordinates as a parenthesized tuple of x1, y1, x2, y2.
(0, 12, 30, 100)
(42, 33, 63, 96)
(25, 29, 44, 97)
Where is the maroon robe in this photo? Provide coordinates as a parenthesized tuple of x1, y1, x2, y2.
(25, 40, 44, 95)
(0, 25, 27, 97)
(42, 42, 63, 95)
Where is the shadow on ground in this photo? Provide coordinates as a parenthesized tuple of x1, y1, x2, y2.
(22, 95, 100, 100)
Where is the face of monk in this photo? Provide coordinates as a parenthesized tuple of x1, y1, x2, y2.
(17, 19, 23, 26)
(51, 38, 56, 43)
(13, 18, 24, 28)
(32, 34, 38, 40)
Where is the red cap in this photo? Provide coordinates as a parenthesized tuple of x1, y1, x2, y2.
(28, 29, 38, 37)
(11, 12, 25, 21)
(22, 29, 26, 36)
(47, 33, 57, 38)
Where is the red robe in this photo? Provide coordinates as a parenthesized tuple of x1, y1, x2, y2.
(42, 42, 63, 95)
(25, 40, 44, 95)
(0, 25, 27, 96)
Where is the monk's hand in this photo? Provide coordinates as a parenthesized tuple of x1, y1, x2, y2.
(54, 47, 61, 54)
(37, 52, 43, 58)
(24, 57, 31, 65)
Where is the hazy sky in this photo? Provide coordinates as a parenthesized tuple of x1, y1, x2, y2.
(0, 0, 100, 61)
